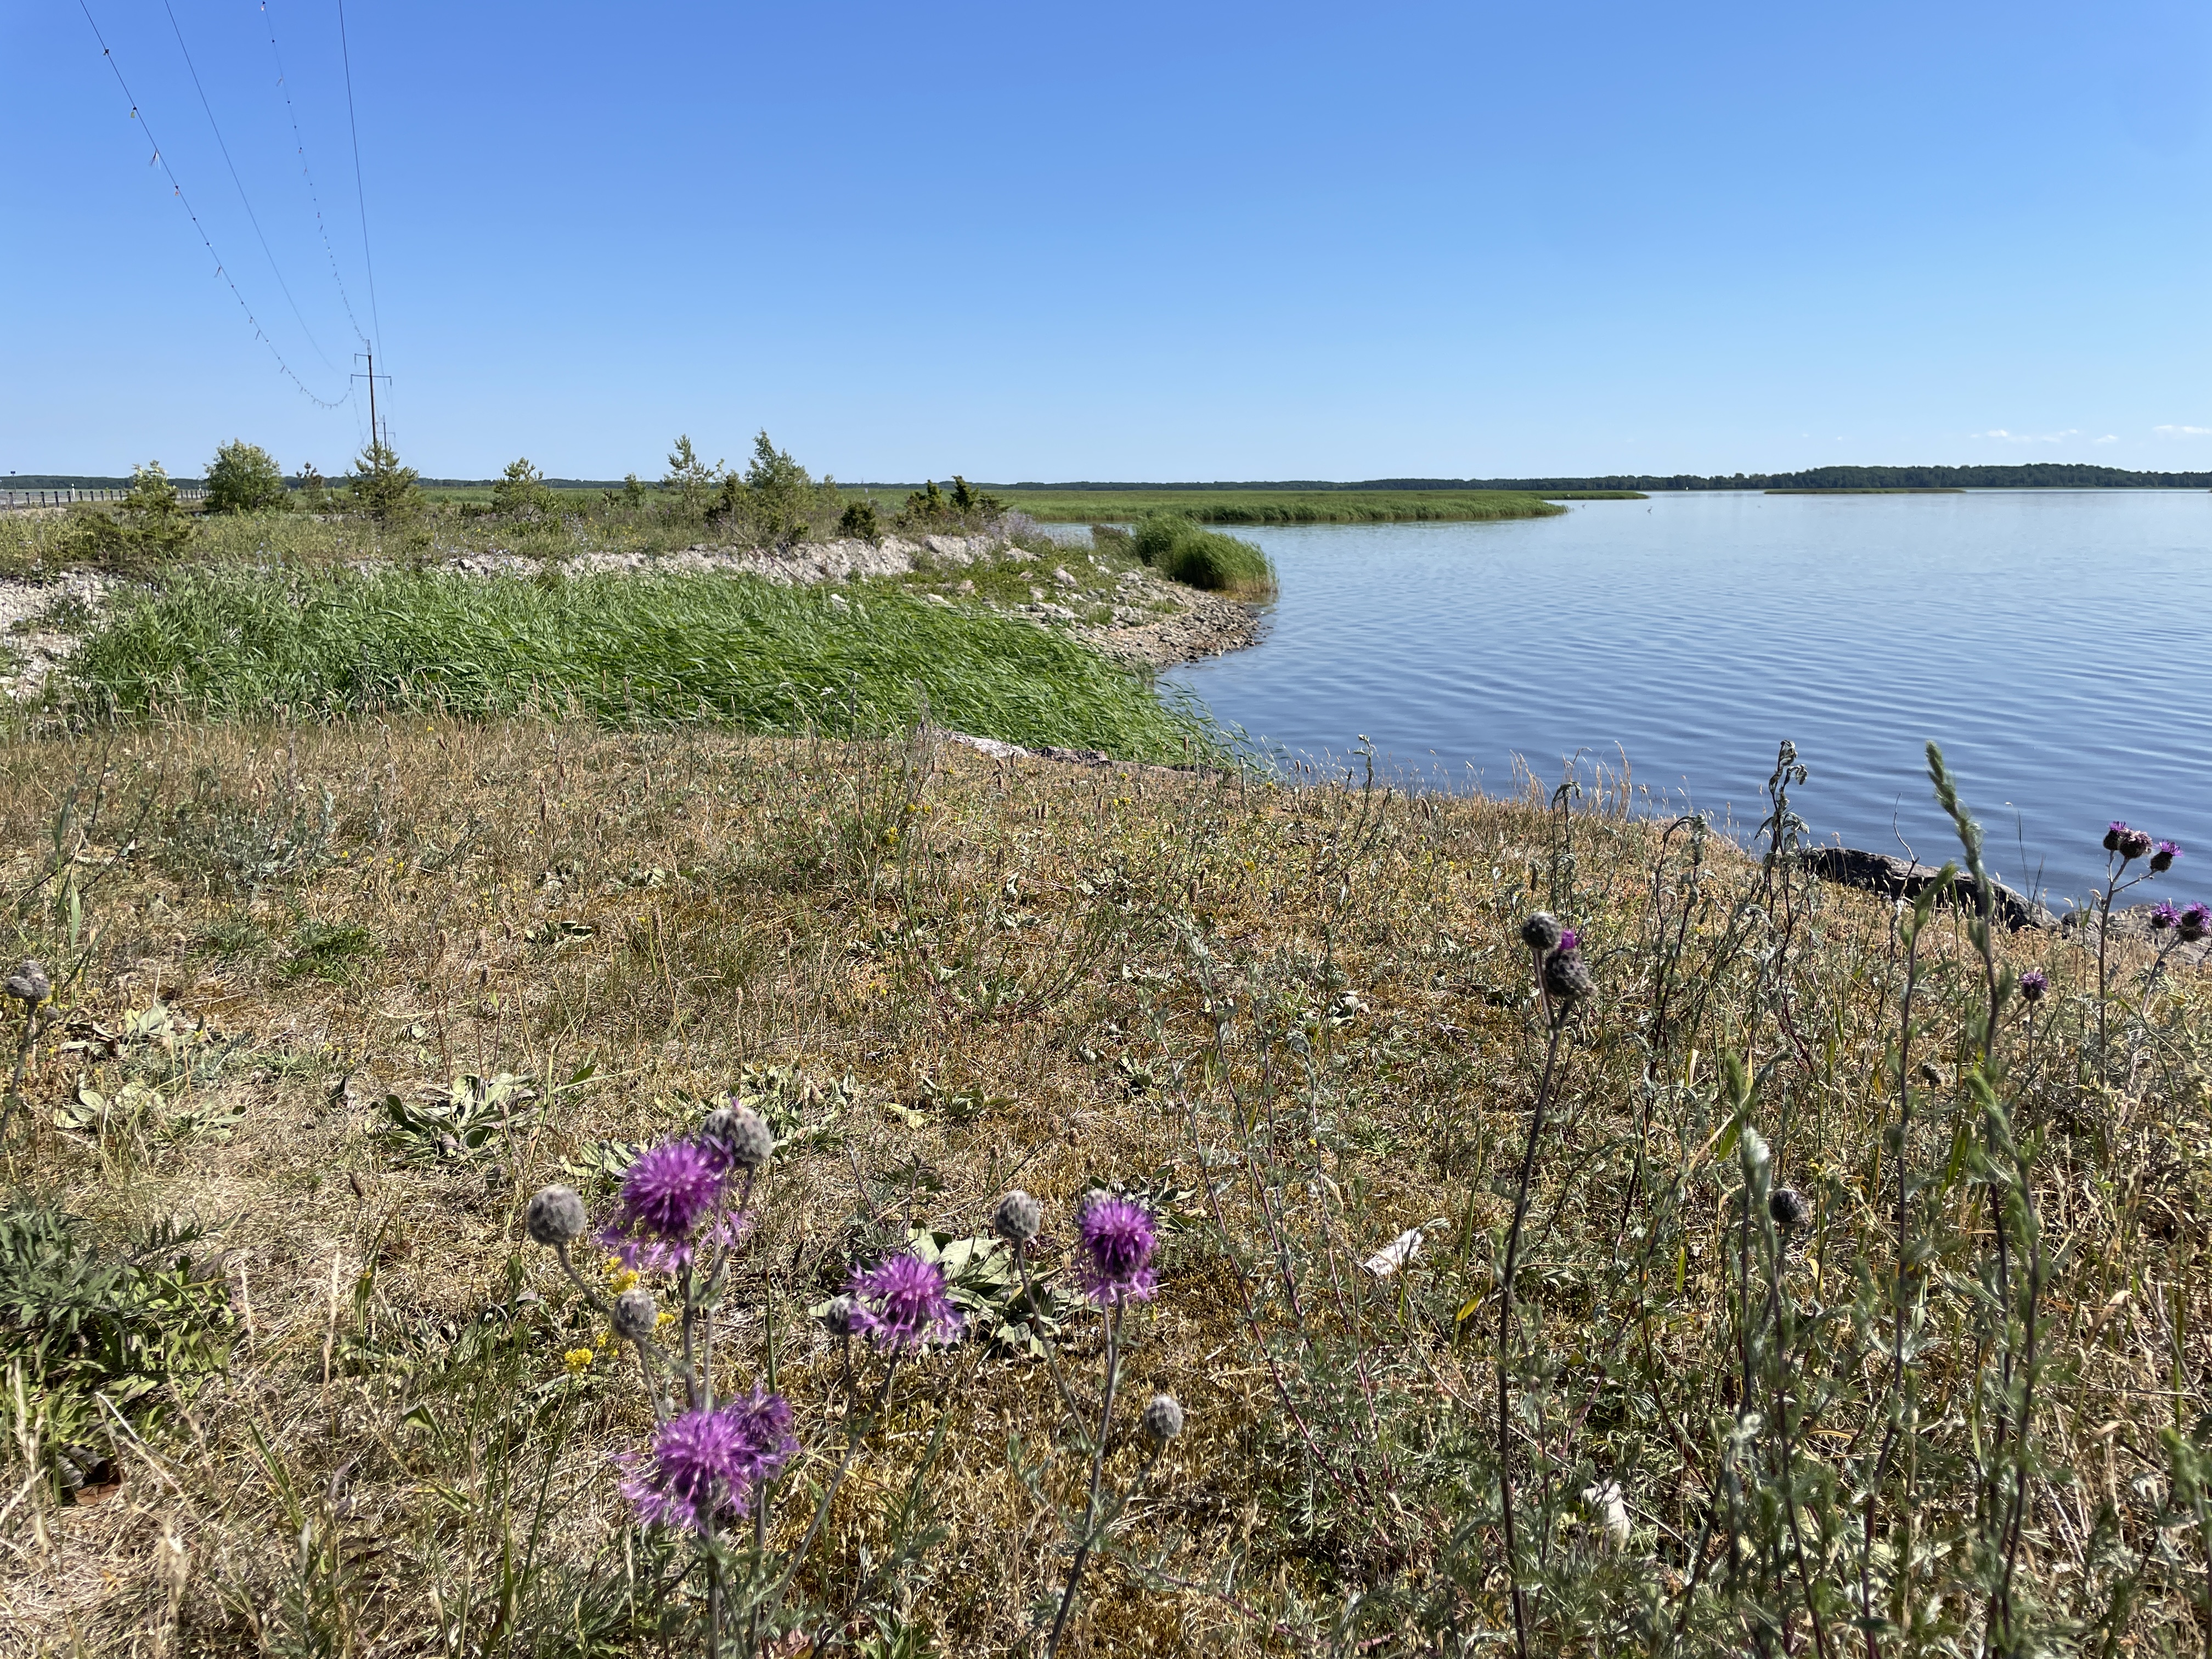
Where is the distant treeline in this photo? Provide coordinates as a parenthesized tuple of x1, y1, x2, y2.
(1008, 464, 2212, 492)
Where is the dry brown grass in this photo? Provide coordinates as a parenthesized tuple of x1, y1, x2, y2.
(0, 715, 2204, 1656)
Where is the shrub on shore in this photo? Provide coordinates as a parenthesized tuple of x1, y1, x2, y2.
(1130, 512, 1276, 597)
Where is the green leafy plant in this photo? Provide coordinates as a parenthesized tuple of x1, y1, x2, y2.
(347, 439, 422, 521)
(1130, 513, 1275, 597)
(204, 440, 290, 515)
(492, 456, 555, 518)
(57, 462, 198, 570)
(162, 766, 336, 895)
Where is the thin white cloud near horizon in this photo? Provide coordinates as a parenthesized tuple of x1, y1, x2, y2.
(2154, 424, 2212, 437)
(1973, 428, 2082, 443)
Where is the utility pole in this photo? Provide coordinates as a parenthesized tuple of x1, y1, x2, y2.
(352, 350, 391, 455)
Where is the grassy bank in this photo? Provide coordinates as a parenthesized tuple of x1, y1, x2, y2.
(998, 488, 1577, 523)
(1127, 514, 1277, 599)
(0, 716, 2205, 1653)
(66, 566, 1215, 762)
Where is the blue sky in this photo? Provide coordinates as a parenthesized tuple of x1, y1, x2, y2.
(5, 1, 2210, 481)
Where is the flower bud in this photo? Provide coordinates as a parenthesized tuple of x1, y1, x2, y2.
(611, 1288, 658, 1343)
(2018, 969, 2047, 1003)
(2180, 905, 2210, 944)
(2104, 821, 2128, 853)
(525, 1184, 588, 1248)
(1768, 1187, 1809, 1231)
(4, 960, 50, 1004)
(1543, 949, 1594, 1003)
(817, 1294, 859, 1336)
(2120, 827, 2155, 861)
(1520, 912, 1562, 953)
(700, 1102, 773, 1170)
(1140, 1393, 1184, 1443)
(994, 1189, 1043, 1245)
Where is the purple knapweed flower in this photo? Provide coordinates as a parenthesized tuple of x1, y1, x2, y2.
(2152, 840, 2181, 873)
(1556, 927, 1579, 953)
(2018, 969, 2047, 1004)
(2105, 821, 2130, 853)
(618, 1389, 795, 1533)
(2180, 904, 2211, 944)
(601, 1137, 753, 1269)
(2117, 826, 2155, 861)
(2151, 901, 2180, 932)
(1076, 1194, 1159, 1307)
(847, 1252, 964, 1350)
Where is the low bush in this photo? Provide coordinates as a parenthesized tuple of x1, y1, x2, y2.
(1130, 512, 1276, 597)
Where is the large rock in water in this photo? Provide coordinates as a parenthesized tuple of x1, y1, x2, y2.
(1801, 847, 2056, 932)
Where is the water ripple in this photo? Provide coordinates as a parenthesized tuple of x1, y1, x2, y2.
(1163, 493, 2212, 906)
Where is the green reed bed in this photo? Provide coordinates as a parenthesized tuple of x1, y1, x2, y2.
(998, 488, 1572, 524)
(66, 566, 1214, 762)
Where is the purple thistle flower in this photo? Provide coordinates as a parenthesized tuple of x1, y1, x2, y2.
(2150, 901, 2180, 932)
(2152, 840, 2181, 873)
(600, 1137, 752, 1269)
(1076, 1194, 1159, 1307)
(2105, 821, 2130, 853)
(618, 1389, 795, 1533)
(2018, 969, 2047, 1004)
(2119, 826, 2155, 861)
(848, 1252, 964, 1350)
(1556, 927, 1579, 953)
(2180, 903, 2210, 943)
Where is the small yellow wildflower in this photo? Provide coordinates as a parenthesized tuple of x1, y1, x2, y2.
(562, 1347, 596, 1374)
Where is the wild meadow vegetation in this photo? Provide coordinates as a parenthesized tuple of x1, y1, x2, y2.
(0, 714, 2207, 1655)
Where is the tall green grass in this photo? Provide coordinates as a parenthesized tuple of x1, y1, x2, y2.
(1129, 515, 1277, 597)
(1002, 488, 1571, 523)
(67, 567, 1216, 762)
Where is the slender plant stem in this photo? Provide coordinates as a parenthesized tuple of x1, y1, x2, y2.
(1498, 986, 1565, 1659)
(1046, 1301, 1126, 1658)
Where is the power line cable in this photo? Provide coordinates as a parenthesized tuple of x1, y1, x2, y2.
(157, 0, 341, 376)
(334, 0, 386, 402)
(74, 0, 351, 410)
(260, 0, 368, 351)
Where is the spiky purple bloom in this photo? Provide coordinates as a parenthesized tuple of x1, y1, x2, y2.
(2105, 821, 2130, 853)
(601, 1137, 753, 1269)
(1076, 1194, 1159, 1307)
(847, 1252, 964, 1350)
(1556, 927, 1580, 953)
(2018, 969, 2047, 1004)
(2152, 840, 2181, 873)
(2180, 904, 2211, 944)
(618, 1389, 795, 1533)
(2151, 901, 2180, 932)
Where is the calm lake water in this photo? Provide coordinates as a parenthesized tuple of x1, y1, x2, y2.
(1156, 492, 2212, 909)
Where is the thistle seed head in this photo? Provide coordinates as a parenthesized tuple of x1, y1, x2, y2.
(1542, 949, 1594, 1003)
(701, 1102, 773, 1171)
(993, 1189, 1043, 1245)
(1520, 912, 1563, 953)
(1140, 1393, 1184, 1443)
(4, 960, 50, 1004)
(611, 1288, 659, 1343)
(525, 1185, 589, 1248)
(1768, 1186, 1809, 1231)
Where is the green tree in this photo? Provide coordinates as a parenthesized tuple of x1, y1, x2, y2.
(621, 473, 645, 507)
(347, 440, 422, 522)
(661, 435, 721, 517)
(295, 463, 331, 512)
(492, 456, 552, 517)
(204, 440, 288, 515)
(58, 462, 196, 569)
(837, 498, 879, 539)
